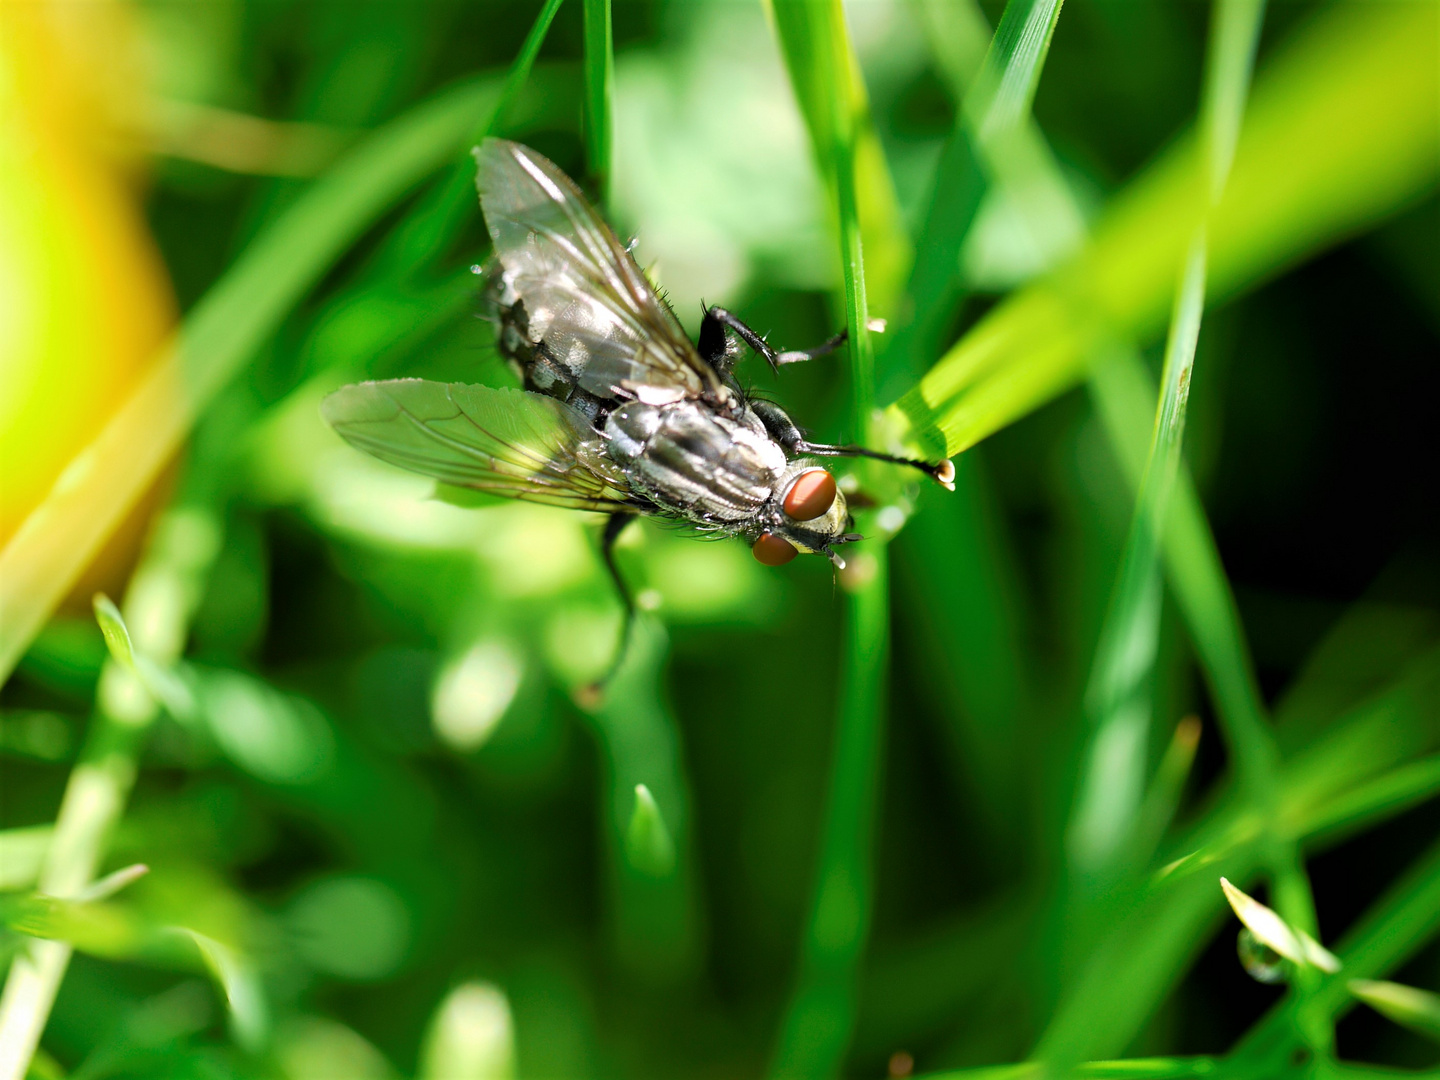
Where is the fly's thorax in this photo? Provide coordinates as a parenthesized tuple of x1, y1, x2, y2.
(602, 401, 786, 523)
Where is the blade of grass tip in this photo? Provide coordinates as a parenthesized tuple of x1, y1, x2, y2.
(625, 784, 677, 879)
(1035, 660, 1438, 1062)
(0, 504, 225, 1080)
(579, 617, 699, 982)
(768, 5, 890, 1077)
(0, 76, 505, 684)
(183, 930, 268, 1055)
(1233, 835, 1440, 1072)
(1128, 716, 1202, 863)
(1347, 980, 1440, 1043)
(1067, 0, 1266, 882)
(582, 0, 613, 202)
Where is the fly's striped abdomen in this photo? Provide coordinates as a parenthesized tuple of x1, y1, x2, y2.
(604, 402, 785, 524)
(488, 287, 611, 426)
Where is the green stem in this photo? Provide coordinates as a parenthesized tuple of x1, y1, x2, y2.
(769, 551, 889, 1079)
(377, 0, 567, 277)
(1066, 0, 1266, 882)
(0, 506, 221, 1080)
(582, 0, 614, 201)
(767, 4, 890, 1075)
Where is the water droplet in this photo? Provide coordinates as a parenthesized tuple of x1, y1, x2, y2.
(1238, 927, 1287, 984)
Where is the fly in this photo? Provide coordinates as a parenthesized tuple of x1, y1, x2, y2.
(322, 139, 954, 681)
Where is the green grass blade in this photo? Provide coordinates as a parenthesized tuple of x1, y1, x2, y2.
(1085, 346, 1327, 1055)
(582, 0, 614, 200)
(184, 930, 269, 1054)
(90, 594, 136, 673)
(769, 550, 889, 1079)
(1293, 755, 1440, 848)
(1231, 836, 1440, 1071)
(625, 784, 677, 879)
(891, 0, 1440, 459)
(0, 505, 225, 1080)
(1067, 0, 1265, 878)
(764, 0, 910, 313)
(581, 618, 699, 981)
(765, 4, 893, 1075)
(970, 0, 1066, 138)
(888, 0, 1076, 392)
(922, 1057, 1225, 1080)
(1347, 980, 1440, 1044)
(378, 0, 567, 276)
(1085, 352, 1274, 802)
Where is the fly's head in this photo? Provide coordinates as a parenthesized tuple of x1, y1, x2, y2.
(750, 466, 862, 570)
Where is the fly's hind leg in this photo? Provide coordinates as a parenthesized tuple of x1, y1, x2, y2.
(586, 512, 638, 697)
(699, 306, 847, 376)
(751, 399, 955, 490)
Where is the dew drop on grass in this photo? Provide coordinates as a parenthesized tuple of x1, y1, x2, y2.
(1238, 927, 1287, 984)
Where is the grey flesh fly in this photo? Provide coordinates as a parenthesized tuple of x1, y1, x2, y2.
(322, 139, 954, 687)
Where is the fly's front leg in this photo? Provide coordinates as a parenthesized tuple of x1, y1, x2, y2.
(699, 306, 847, 376)
(751, 399, 954, 489)
(751, 399, 806, 450)
(797, 441, 956, 489)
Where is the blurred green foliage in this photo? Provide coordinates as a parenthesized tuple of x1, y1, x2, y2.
(1, 1, 1438, 1079)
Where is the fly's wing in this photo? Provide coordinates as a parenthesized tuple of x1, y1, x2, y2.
(321, 379, 637, 513)
(475, 139, 720, 405)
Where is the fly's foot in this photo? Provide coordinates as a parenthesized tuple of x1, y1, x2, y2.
(930, 458, 957, 491)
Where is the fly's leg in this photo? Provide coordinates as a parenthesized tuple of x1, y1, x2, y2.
(699, 306, 847, 376)
(751, 399, 807, 446)
(751, 399, 955, 489)
(796, 442, 955, 489)
(589, 512, 638, 695)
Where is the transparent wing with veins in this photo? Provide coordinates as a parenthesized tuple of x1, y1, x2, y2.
(321, 379, 640, 513)
(474, 138, 721, 405)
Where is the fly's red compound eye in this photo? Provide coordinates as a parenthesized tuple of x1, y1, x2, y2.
(782, 469, 837, 521)
(752, 532, 798, 566)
